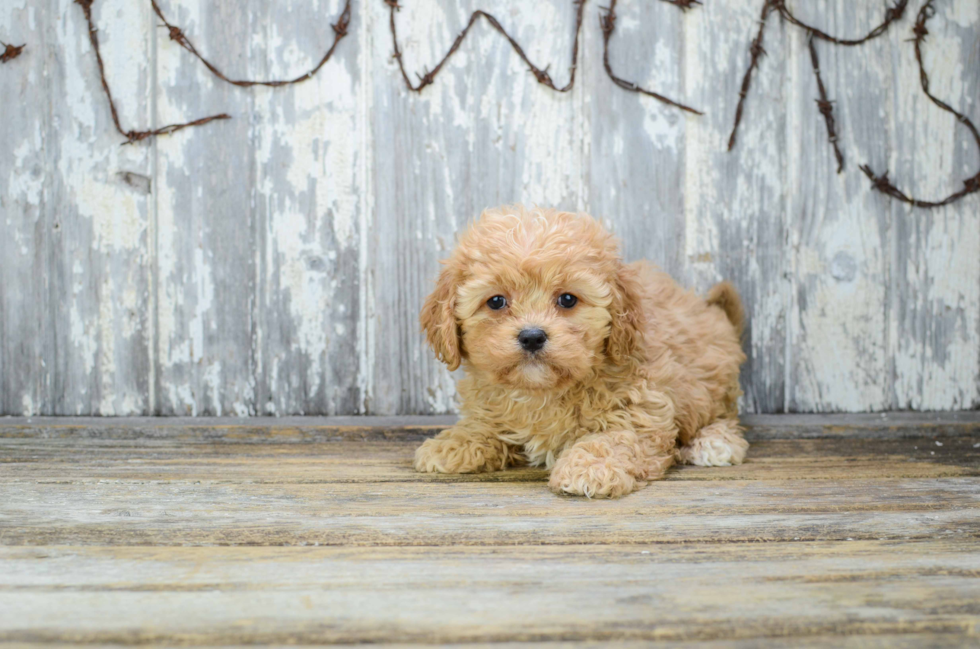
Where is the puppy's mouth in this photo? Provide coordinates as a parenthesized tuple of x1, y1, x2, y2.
(518, 356, 552, 384)
(497, 354, 568, 390)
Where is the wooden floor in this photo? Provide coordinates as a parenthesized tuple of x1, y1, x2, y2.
(1, 413, 979, 647)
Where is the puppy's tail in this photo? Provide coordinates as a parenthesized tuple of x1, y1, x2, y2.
(706, 281, 745, 339)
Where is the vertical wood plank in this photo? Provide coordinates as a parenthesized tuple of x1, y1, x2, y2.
(153, 0, 257, 415)
(683, 0, 790, 413)
(367, 0, 585, 414)
(585, 0, 689, 280)
(889, 0, 980, 410)
(784, 2, 894, 411)
(0, 0, 977, 415)
(0, 0, 153, 415)
(245, 0, 364, 416)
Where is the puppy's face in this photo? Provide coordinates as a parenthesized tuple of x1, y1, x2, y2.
(421, 207, 642, 391)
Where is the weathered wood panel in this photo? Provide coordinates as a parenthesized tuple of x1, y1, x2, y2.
(367, 0, 587, 414)
(1, 540, 979, 644)
(0, 0, 977, 415)
(1, 0, 155, 415)
(681, 0, 791, 413)
(1, 418, 979, 645)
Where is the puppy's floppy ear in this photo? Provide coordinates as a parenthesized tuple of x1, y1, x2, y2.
(420, 262, 463, 371)
(606, 263, 646, 366)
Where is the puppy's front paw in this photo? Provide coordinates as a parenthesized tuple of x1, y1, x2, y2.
(414, 430, 498, 474)
(548, 447, 639, 499)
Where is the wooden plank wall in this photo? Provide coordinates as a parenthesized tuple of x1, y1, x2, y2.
(0, 0, 977, 416)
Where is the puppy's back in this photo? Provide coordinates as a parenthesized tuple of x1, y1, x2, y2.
(633, 263, 746, 429)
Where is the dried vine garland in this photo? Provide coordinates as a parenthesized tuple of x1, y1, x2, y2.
(727, 0, 777, 151)
(807, 35, 843, 173)
(75, 0, 229, 144)
(728, 0, 908, 158)
(150, 0, 352, 88)
(1, 40, 25, 63)
(33, 0, 980, 208)
(385, 0, 584, 93)
(600, 0, 702, 114)
(383, 0, 702, 112)
(859, 0, 980, 208)
(776, 0, 908, 45)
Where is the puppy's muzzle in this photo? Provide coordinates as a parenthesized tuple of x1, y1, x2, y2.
(518, 327, 548, 353)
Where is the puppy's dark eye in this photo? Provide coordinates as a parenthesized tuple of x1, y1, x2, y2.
(557, 293, 578, 309)
(487, 295, 507, 310)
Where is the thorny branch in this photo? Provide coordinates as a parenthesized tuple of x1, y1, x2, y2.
(385, 0, 585, 93)
(600, 0, 702, 114)
(727, 0, 777, 151)
(727, 0, 914, 179)
(0, 40, 25, 63)
(75, 0, 229, 145)
(775, 0, 908, 46)
(659, 0, 701, 11)
(860, 0, 980, 208)
(150, 0, 352, 88)
(31, 0, 980, 209)
(807, 35, 843, 173)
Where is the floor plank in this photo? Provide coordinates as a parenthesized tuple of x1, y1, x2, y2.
(1, 477, 978, 546)
(0, 541, 978, 644)
(0, 416, 978, 645)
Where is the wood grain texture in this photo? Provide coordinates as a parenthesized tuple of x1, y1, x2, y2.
(1, 541, 979, 644)
(1, 0, 155, 415)
(0, 0, 978, 415)
(1, 418, 979, 645)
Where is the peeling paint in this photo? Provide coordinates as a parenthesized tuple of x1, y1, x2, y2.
(1, 0, 978, 415)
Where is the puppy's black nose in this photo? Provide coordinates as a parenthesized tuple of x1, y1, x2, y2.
(518, 328, 548, 353)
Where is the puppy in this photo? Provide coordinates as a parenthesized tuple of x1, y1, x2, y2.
(415, 206, 747, 498)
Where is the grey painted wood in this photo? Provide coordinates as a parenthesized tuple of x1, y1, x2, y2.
(152, 0, 259, 416)
(367, 0, 585, 414)
(0, 0, 977, 416)
(786, 2, 896, 411)
(1, 0, 154, 415)
(682, 0, 791, 413)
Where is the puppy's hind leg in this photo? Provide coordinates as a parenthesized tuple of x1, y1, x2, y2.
(677, 418, 748, 467)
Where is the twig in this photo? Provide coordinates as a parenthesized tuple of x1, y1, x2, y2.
(807, 34, 843, 173)
(728, 0, 777, 151)
(659, 0, 701, 11)
(0, 40, 26, 63)
(600, 0, 703, 115)
(775, 0, 908, 46)
(150, 0, 352, 88)
(75, 0, 229, 145)
(860, 0, 980, 208)
(386, 0, 585, 93)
